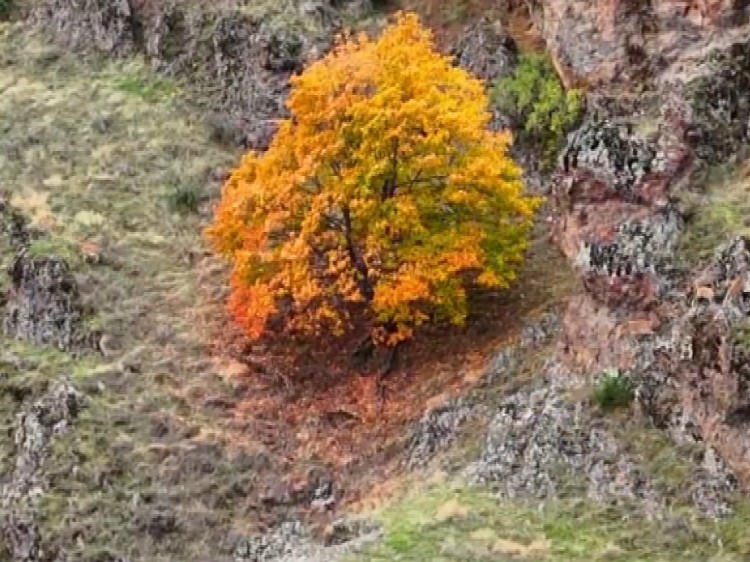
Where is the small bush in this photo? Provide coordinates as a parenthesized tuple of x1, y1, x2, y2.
(166, 184, 202, 215)
(0, 0, 12, 20)
(594, 370, 634, 412)
(493, 53, 584, 167)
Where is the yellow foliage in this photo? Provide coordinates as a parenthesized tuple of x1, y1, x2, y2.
(206, 12, 540, 345)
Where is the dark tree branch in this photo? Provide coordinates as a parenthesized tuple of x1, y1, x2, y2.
(342, 205, 374, 303)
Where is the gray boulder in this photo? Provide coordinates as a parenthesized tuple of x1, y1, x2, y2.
(4, 253, 85, 351)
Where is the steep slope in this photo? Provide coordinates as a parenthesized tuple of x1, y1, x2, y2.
(4, 1, 750, 561)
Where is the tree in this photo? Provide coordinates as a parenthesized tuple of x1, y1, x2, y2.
(207, 12, 540, 347)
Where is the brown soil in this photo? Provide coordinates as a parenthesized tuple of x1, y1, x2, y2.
(203, 224, 576, 529)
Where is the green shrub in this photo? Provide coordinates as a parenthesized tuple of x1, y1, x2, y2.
(593, 370, 634, 412)
(166, 183, 202, 215)
(0, 0, 12, 21)
(493, 53, 584, 168)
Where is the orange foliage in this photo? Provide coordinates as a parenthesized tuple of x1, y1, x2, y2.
(206, 12, 540, 345)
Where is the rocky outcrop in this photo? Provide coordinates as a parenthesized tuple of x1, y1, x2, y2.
(30, 0, 137, 54)
(654, 238, 750, 486)
(528, 0, 750, 88)
(450, 17, 518, 83)
(1, 380, 83, 561)
(232, 517, 381, 562)
(405, 314, 561, 469)
(3, 253, 86, 351)
(29, 0, 370, 150)
(671, 37, 750, 160)
(467, 360, 664, 517)
(551, 20, 750, 493)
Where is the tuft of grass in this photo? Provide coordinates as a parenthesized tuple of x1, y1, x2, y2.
(0, 0, 11, 21)
(593, 370, 634, 412)
(113, 73, 176, 103)
(677, 156, 750, 263)
(166, 182, 203, 215)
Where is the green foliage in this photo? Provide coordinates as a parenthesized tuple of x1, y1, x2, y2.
(493, 53, 584, 167)
(166, 183, 202, 215)
(0, 0, 12, 21)
(594, 370, 634, 412)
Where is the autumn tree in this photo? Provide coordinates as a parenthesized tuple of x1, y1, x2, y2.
(207, 12, 540, 347)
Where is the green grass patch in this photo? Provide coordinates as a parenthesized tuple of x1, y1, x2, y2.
(350, 479, 750, 561)
(166, 182, 204, 215)
(113, 72, 177, 103)
(677, 157, 750, 263)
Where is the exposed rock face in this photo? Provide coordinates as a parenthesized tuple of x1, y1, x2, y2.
(1, 380, 83, 561)
(467, 361, 663, 517)
(552, 19, 750, 492)
(528, 0, 750, 88)
(30, 0, 137, 54)
(674, 38, 750, 160)
(232, 517, 381, 562)
(4, 253, 86, 351)
(663, 237, 750, 486)
(29, 0, 367, 151)
(450, 17, 518, 83)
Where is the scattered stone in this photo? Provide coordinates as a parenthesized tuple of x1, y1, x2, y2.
(233, 521, 308, 562)
(322, 517, 380, 547)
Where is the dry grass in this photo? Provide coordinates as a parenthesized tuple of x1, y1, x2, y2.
(0, 19, 578, 560)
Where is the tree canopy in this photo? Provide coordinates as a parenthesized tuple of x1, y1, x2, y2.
(207, 12, 540, 345)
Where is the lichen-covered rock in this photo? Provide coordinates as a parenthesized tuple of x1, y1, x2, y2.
(406, 315, 561, 468)
(450, 17, 518, 82)
(676, 37, 750, 160)
(4, 253, 85, 351)
(561, 121, 661, 203)
(1, 380, 83, 562)
(554, 119, 688, 309)
(528, 0, 750, 88)
(232, 517, 381, 562)
(30, 0, 137, 55)
(466, 361, 664, 515)
(406, 398, 487, 469)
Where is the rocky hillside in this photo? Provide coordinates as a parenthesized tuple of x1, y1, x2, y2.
(3, 1, 750, 561)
